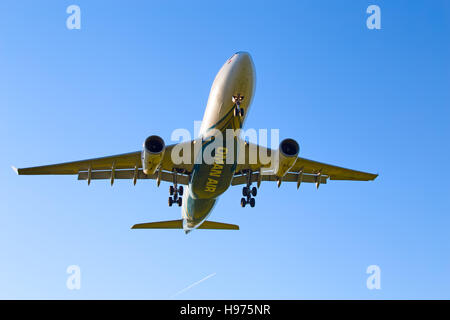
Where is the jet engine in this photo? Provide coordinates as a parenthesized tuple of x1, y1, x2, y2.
(142, 135, 165, 175)
(274, 138, 299, 177)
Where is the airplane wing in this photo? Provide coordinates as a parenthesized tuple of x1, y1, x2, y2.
(13, 142, 196, 185)
(13, 140, 376, 187)
(233, 143, 377, 187)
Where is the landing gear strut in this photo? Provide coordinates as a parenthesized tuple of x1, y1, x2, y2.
(232, 94, 245, 117)
(168, 170, 183, 207)
(240, 170, 257, 208)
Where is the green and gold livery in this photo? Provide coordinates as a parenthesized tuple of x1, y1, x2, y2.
(182, 52, 256, 229)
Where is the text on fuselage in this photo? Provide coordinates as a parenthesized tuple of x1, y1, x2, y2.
(204, 147, 228, 193)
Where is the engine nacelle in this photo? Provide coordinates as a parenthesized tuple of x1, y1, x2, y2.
(274, 138, 300, 177)
(142, 135, 165, 175)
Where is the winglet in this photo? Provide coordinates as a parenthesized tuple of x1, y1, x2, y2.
(11, 166, 19, 175)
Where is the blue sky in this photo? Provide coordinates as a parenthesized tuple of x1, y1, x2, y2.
(0, 0, 449, 299)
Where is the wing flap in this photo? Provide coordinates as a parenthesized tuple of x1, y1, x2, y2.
(15, 151, 142, 175)
(235, 142, 377, 182)
(14, 141, 196, 177)
(77, 169, 190, 185)
(291, 157, 378, 181)
(231, 172, 328, 186)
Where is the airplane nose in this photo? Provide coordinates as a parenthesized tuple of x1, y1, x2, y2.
(234, 51, 255, 74)
(235, 51, 252, 64)
(235, 51, 251, 57)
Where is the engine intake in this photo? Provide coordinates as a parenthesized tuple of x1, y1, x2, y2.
(274, 138, 299, 177)
(142, 135, 165, 175)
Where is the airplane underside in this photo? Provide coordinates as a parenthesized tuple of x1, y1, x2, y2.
(13, 51, 377, 233)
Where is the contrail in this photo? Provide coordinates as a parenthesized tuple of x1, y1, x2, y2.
(171, 272, 216, 298)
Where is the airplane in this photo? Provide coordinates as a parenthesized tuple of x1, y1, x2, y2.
(12, 51, 378, 233)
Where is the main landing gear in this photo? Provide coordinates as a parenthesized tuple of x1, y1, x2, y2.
(168, 170, 183, 207)
(232, 94, 245, 117)
(241, 170, 257, 208)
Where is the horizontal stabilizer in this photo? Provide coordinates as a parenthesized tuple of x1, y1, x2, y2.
(198, 221, 239, 230)
(132, 219, 183, 229)
(131, 219, 239, 230)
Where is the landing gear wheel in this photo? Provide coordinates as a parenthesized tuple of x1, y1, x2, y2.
(249, 197, 255, 208)
(234, 107, 239, 117)
(169, 186, 174, 196)
(240, 108, 244, 117)
(240, 198, 246, 207)
(177, 197, 182, 207)
(251, 187, 257, 197)
(242, 187, 249, 197)
(168, 197, 173, 207)
(178, 186, 184, 196)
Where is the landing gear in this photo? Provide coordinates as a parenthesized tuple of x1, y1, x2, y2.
(234, 107, 244, 117)
(242, 186, 256, 197)
(232, 94, 245, 117)
(240, 170, 257, 208)
(168, 193, 182, 207)
(168, 170, 183, 207)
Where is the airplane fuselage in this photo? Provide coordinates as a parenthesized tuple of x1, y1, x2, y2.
(182, 52, 256, 231)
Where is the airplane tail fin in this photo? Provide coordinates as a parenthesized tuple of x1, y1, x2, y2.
(131, 219, 239, 230)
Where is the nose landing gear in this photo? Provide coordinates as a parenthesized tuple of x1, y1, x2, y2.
(168, 170, 183, 207)
(240, 170, 257, 208)
(232, 94, 245, 117)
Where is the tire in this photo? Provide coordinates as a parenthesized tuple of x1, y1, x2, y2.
(240, 108, 245, 117)
(168, 197, 173, 207)
(249, 197, 255, 208)
(242, 187, 249, 197)
(251, 187, 257, 197)
(178, 186, 184, 196)
(169, 186, 174, 196)
(234, 107, 238, 117)
(177, 197, 182, 207)
(240, 198, 246, 207)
